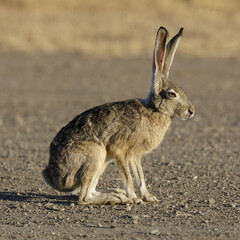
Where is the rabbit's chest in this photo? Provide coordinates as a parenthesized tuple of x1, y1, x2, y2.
(140, 121, 170, 153)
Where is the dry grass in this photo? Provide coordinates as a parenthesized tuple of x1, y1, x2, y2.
(0, 0, 239, 58)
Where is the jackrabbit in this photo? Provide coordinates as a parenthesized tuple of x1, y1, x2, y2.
(43, 27, 195, 205)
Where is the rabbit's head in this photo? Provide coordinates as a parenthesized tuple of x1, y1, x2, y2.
(147, 27, 195, 120)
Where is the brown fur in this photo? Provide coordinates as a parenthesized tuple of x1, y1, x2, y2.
(43, 27, 195, 205)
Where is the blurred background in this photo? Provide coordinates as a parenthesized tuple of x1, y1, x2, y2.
(0, 0, 239, 58)
(1, 2, 240, 238)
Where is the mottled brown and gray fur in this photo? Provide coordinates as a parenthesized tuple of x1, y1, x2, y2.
(43, 27, 195, 205)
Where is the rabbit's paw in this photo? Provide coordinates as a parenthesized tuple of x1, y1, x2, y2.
(117, 193, 131, 204)
(142, 195, 159, 203)
(131, 197, 144, 204)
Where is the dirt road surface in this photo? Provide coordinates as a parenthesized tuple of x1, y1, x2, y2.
(0, 52, 239, 239)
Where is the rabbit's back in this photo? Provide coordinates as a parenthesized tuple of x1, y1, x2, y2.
(50, 100, 141, 156)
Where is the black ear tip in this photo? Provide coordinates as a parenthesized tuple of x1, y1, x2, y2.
(158, 26, 169, 36)
(159, 26, 167, 32)
(179, 28, 184, 35)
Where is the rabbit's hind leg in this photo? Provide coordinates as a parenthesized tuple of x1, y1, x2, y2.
(78, 191, 130, 205)
(77, 143, 107, 204)
(91, 161, 110, 197)
(78, 173, 130, 205)
(84, 164, 131, 205)
(76, 143, 131, 205)
(77, 158, 130, 205)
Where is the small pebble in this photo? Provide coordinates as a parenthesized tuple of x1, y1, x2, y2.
(45, 203, 53, 207)
(167, 161, 174, 166)
(52, 206, 59, 210)
(209, 199, 215, 206)
(231, 203, 237, 208)
(126, 206, 132, 211)
(151, 229, 160, 235)
(132, 215, 139, 220)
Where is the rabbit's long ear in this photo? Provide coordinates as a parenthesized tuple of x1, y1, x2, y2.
(151, 27, 168, 94)
(162, 28, 183, 79)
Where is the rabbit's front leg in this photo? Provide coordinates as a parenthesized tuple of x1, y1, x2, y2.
(130, 156, 159, 203)
(115, 157, 143, 204)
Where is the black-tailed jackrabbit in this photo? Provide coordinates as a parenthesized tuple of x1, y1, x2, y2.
(43, 27, 195, 205)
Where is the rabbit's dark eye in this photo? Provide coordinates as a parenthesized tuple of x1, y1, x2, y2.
(168, 92, 176, 98)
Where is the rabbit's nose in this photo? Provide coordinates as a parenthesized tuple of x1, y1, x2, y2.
(188, 109, 194, 118)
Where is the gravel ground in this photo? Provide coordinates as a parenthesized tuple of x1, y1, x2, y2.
(0, 52, 239, 239)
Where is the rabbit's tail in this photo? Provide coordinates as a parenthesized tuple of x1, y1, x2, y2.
(42, 166, 55, 189)
(42, 164, 78, 192)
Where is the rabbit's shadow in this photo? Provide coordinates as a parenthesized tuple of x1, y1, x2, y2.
(0, 191, 78, 205)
